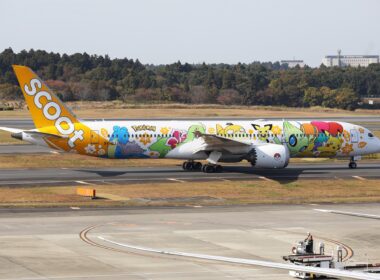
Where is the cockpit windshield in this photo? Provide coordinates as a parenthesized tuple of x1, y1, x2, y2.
(368, 132, 374, 138)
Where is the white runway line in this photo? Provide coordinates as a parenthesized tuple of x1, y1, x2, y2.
(352, 175, 367, 181)
(258, 176, 276, 182)
(168, 178, 186, 183)
(314, 209, 380, 220)
(75, 180, 95, 185)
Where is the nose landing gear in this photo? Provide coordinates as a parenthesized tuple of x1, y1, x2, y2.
(349, 157, 357, 169)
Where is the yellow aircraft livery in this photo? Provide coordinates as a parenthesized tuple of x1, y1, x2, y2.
(1, 65, 380, 172)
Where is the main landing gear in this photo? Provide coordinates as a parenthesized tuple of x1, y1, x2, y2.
(349, 156, 357, 169)
(202, 164, 223, 173)
(182, 161, 202, 171)
(182, 161, 223, 173)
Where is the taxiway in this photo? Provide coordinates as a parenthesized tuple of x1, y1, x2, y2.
(0, 203, 379, 280)
(0, 162, 379, 187)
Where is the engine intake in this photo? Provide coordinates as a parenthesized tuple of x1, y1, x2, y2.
(247, 144, 289, 169)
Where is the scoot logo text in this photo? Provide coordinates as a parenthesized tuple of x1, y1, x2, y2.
(24, 78, 84, 147)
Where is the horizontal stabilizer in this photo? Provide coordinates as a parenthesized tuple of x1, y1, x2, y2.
(0, 126, 23, 134)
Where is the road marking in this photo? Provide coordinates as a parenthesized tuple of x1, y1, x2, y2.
(75, 180, 95, 185)
(168, 178, 186, 183)
(352, 175, 366, 181)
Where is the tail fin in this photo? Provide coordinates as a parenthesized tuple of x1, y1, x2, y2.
(12, 65, 78, 128)
(12, 65, 89, 150)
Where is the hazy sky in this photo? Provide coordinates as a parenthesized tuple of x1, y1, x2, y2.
(1, 0, 379, 66)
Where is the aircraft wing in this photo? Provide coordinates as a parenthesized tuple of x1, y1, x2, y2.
(199, 133, 251, 147)
(99, 236, 380, 280)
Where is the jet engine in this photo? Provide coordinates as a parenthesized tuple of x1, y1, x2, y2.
(246, 143, 289, 169)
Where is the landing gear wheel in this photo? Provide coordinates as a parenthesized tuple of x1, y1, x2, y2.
(215, 165, 223, 173)
(182, 161, 193, 171)
(202, 164, 215, 173)
(349, 156, 357, 169)
(193, 162, 202, 170)
(201, 164, 223, 173)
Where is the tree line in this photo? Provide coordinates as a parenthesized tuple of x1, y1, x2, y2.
(1, 48, 380, 110)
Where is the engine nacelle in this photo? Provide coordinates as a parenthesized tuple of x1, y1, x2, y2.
(247, 144, 289, 169)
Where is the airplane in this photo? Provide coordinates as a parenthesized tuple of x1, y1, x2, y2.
(1, 65, 380, 172)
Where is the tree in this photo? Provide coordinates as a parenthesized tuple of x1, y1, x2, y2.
(334, 87, 359, 110)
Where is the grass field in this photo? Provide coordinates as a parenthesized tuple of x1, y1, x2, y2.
(0, 130, 27, 144)
(0, 179, 379, 208)
(1, 102, 380, 119)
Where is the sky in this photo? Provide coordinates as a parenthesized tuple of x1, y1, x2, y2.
(1, 0, 379, 66)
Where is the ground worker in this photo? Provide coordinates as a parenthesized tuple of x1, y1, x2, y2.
(305, 232, 314, 254)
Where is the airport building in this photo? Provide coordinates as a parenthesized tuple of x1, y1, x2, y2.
(322, 50, 379, 67)
(280, 60, 305, 68)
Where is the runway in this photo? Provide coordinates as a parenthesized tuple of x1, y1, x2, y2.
(0, 162, 379, 187)
(0, 144, 53, 154)
(0, 203, 379, 280)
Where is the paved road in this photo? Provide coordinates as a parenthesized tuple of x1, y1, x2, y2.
(0, 203, 379, 280)
(1, 116, 380, 129)
(0, 144, 54, 154)
(0, 162, 379, 187)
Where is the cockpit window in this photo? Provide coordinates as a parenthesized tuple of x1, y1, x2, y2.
(368, 133, 374, 138)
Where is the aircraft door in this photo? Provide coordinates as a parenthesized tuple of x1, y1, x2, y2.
(350, 129, 359, 143)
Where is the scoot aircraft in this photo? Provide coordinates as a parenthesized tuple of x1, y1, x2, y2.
(1, 65, 380, 172)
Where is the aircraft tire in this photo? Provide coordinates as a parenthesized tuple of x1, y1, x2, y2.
(202, 164, 215, 173)
(193, 162, 202, 170)
(182, 161, 193, 170)
(349, 162, 357, 169)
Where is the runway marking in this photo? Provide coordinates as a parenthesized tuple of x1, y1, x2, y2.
(315, 209, 380, 220)
(75, 180, 95, 185)
(101, 180, 117, 185)
(219, 178, 232, 182)
(168, 178, 186, 183)
(97, 236, 358, 279)
(258, 176, 276, 182)
(352, 175, 367, 181)
(70, 207, 80, 210)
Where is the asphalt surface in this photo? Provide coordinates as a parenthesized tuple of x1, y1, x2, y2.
(1, 116, 380, 129)
(0, 144, 54, 154)
(0, 162, 379, 187)
(0, 203, 380, 280)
